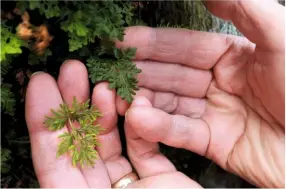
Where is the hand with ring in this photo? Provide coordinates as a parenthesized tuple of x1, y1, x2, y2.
(25, 61, 201, 188)
(25, 0, 284, 188)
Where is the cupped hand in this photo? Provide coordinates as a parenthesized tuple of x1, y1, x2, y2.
(116, 0, 285, 187)
(25, 60, 201, 188)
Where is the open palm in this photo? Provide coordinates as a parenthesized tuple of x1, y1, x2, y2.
(25, 60, 202, 188)
(116, 0, 285, 187)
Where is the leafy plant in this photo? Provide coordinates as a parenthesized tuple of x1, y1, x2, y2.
(1, 22, 23, 63)
(12, 1, 141, 102)
(1, 1, 143, 185)
(87, 47, 140, 103)
(1, 0, 255, 187)
(1, 148, 12, 174)
(1, 84, 16, 116)
(43, 97, 103, 168)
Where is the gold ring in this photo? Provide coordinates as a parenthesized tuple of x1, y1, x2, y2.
(112, 172, 139, 188)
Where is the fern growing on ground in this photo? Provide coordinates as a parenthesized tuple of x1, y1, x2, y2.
(1, 22, 24, 115)
(1, 84, 16, 116)
(12, 1, 141, 102)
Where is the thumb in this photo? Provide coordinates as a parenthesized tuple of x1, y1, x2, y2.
(126, 105, 210, 157)
(204, 0, 285, 51)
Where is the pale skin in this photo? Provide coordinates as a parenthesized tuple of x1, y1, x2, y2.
(25, 0, 284, 188)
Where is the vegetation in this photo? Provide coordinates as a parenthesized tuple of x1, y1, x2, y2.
(1, 0, 264, 187)
(43, 97, 103, 168)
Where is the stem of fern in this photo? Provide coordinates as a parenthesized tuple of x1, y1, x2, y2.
(68, 117, 73, 131)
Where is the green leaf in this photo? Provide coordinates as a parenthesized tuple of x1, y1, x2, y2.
(1, 84, 16, 116)
(75, 22, 88, 36)
(43, 105, 69, 131)
(1, 23, 23, 63)
(29, 1, 41, 10)
(87, 48, 140, 103)
(1, 148, 12, 174)
(44, 97, 103, 167)
(57, 133, 74, 157)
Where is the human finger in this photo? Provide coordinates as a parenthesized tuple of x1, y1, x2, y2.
(25, 72, 88, 187)
(115, 60, 212, 116)
(204, 0, 285, 51)
(116, 95, 130, 116)
(117, 88, 207, 119)
(57, 60, 110, 187)
(57, 60, 90, 104)
(135, 60, 212, 97)
(125, 105, 210, 159)
(129, 172, 202, 188)
(116, 26, 253, 69)
(125, 96, 177, 178)
(92, 82, 132, 183)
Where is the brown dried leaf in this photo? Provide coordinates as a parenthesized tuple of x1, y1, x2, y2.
(17, 23, 33, 40)
(33, 25, 53, 54)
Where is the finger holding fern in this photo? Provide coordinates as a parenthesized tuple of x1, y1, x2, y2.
(25, 72, 88, 187)
(57, 60, 90, 106)
(56, 60, 111, 187)
(92, 82, 133, 183)
(29, 60, 135, 187)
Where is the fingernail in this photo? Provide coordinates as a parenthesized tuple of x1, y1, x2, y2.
(62, 60, 69, 65)
(125, 109, 130, 117)
(31, 71, 44, 77)
(124, 109, 131, 125)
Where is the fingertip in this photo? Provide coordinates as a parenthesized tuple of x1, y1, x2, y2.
(92, 82, 116, 102)
(58, 59, 89, 104)
(116, 95, 130, 116)
(126, 106, 153, 126)
(126, 107, 166, 142)
(131, 96, 152, 107)
(115, 26, 154, 60)
(116, 88, 154, 116)
(25, 72, 63, 133)
(60, 59, 87, 74)
(31, 71, 45, 78)
(26, 72, 58, 102)
(92, 82, 117, 133)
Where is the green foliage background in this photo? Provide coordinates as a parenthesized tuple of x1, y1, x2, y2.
(3, 0, 282, 187)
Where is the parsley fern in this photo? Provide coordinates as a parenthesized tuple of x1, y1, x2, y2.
(87, 48, 141, 103)
(1, 84, 16, 116)
(44, 97, 103, 168)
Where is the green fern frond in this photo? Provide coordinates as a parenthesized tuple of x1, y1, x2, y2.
(1, 23, 23, 63)
(1, 84, 16, 116)
(59, 1, 134, 52)
(1, 148, 12, 174)
(87, 47, 141, 103)
(43, 97, 103, 168)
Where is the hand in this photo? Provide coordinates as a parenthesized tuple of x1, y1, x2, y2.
(25, 60, 201, 188)
(115, 0, 285, 188)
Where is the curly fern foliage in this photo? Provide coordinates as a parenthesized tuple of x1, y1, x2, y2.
(1, 57, 12, 77)
(44, 97, 103, 168)
(59, 1, 127, 51)
(1, 84, 16, 116)
(1, 23, 23, 62)
(13, 0, 141, 101)
(1, 148, 12, 174)
(1, 23, 23, 75)
(87, 47, 141, 103)
(16, 0, 60, 18)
